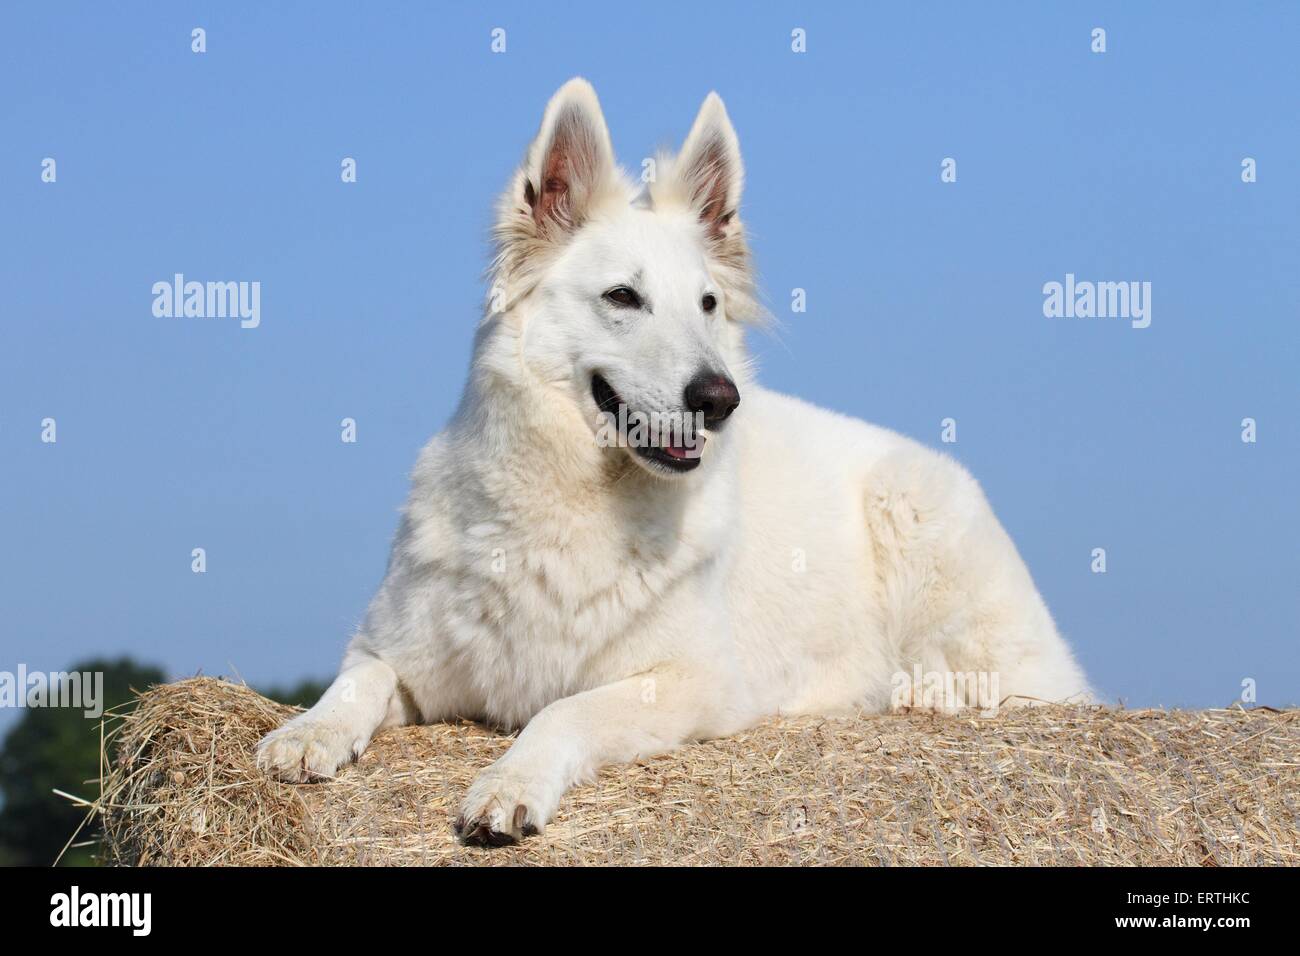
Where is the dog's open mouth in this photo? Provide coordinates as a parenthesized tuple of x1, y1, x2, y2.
(591, 373, 704, 473)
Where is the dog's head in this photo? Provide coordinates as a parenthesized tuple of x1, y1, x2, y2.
(489, 79, 759, 479)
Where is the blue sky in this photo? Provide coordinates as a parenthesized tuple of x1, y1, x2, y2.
(2, 1, 1297, 731)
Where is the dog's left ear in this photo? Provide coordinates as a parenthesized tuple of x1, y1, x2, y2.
(654, 93, 760, 322)
(673, 92, 744, 243)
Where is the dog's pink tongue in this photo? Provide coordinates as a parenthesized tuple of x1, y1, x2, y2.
(663, 436, 706, 460)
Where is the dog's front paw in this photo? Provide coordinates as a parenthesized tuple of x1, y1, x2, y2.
(454, 762, 561, 847)
(256, 718, 366, 783)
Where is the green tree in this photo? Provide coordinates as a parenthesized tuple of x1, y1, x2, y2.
(260, 678, 330, 709)
(0, 657, 164, 866)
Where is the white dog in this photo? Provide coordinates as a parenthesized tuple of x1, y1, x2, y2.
(257, 79, 1091, 846)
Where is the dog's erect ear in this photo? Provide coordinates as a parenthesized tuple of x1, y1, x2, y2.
(489, 79, 621, 315)
(521, 78, 617, 235)
(649, 92, 760, 322)
(673, 92, 744, 242)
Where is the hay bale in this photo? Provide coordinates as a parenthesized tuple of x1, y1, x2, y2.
(97, 677, 1299, 866)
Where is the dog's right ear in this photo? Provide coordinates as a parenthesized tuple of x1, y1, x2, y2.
(491, 79, 618, 312)
(520, 78, 616, 235)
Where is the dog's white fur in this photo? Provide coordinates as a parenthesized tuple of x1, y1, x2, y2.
(257, 79, 1090, 844)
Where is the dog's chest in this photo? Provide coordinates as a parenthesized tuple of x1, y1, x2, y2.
(438, 515, 702, 724)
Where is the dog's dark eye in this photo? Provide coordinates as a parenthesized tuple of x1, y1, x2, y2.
(604, 287, 642, 308)
(701, 293, 718, 313)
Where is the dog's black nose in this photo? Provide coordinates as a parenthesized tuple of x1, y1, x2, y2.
(684, 371, 741, 425)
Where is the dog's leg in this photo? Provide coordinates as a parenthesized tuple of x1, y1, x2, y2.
(455, 662, 741, 846)
(256, 653, 401, 782)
